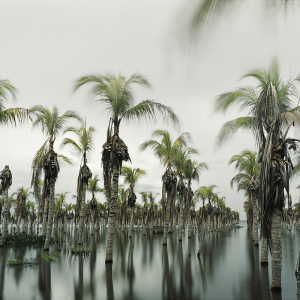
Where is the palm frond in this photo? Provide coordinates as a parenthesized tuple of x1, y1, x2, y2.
(216, 116, 256, 146)
(120, 100, 180, 128)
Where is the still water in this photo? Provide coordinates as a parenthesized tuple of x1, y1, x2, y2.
(0, 221, 299, 300)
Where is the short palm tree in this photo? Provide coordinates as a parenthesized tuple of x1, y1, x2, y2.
(172, 147, 198, 241)
(139, 129, 190, 245)
(214, 60, 300, 146)
(31, 105, 81, 250)
(74, 72, 179, 262)
(121, 166, 146, 236)
(197, 184, 217, 232)
(183, 159, 208, 237)
(229, 150, 260, 246)
(61, 119, 95, 244)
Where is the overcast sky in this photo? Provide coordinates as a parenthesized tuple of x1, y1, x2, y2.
(1, 0, 300, 219)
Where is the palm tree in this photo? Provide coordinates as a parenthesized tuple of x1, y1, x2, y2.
(61, 119, 95, 244)
(214, 60, 300, 146)
(74, 72, 179, 262)
(121, 166, 146, 237)
(30, 105, 81, 250)
(148, 192, 159, 229)
(12, 187, 33, 233)
(198, 184, 217, 232)
(139, 129, 190, 245)
(172, 147, 198, 241)
(0, 166, 12, 242)
(229, 150, 260, 246)
(177, 0, 294, 46)
(184, 160, 209, 237)
(253, 82, 300, 289)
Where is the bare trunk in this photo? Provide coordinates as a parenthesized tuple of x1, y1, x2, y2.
(2, 187, 9, 242)
(78, 181, 87, 244)
(188, 210, 192, 238)
(162, 191, 172, 246)
(129, 208, 134, 238)
(178, 194, 184, 241)
(42, 194, 49, 236)
(105, 164, 119, 262)
(44, 177, 55, 250)
(253, 193, 259, 246)
(271, 208, 282, 289)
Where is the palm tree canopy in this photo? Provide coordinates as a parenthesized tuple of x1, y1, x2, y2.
(121, 166, 146, 187)
(183, 159, 209, 185)
(61, 119, 95, 163)
(32, 105, 82, 143)
(214, 60, 300, 145)
(199, 184, 218, 203)
(172, 147, 198, 181)
(31, 105, 79, 200)
(148, 192, 160, 205)
(139, 129, 191, 167)
(74, 72, 180, 134)
(176, 0, 293, 47)
(88, 175, 104, 197)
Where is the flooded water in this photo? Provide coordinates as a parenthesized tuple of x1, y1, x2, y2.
(0, 221, 299, 300)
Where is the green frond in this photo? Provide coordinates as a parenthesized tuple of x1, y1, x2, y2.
(120, 100, 180, 128)
(57, 155, 72, 165)
(121, 166, 146, 187)
(216, 117, 256, 146)
(61, 138, 82, 155)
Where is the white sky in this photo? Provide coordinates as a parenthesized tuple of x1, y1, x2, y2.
(1, 0, 300, 219)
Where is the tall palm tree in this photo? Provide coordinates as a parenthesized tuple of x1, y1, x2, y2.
(61, 119, 95, 244)
(183, 160, 209, 237)
(121, 166, 146, 237)
(139, 129, 190, 245)
(214, 60, 300, 146)
(172, 147, 198, 241)
(253, 82, 300, 289)
(31, 105, 81, 250)
(74, 72, 179, 262)
(229, 149, 260, 246)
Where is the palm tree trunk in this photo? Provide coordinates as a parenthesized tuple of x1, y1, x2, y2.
(44, 177, 55, 250)
(271, 207, 282, 289)
(78, 181, 87, 244)
(42, 194, 49, 236)
(163, 191, 172, 245)
(178, 195, 184, 241)
(16, 215, 21, 233)
(105, 164, 119, 262)
(252, 193, 259, 246)
(2, 187, 9, 242)
(129, 208, 134, 238)
(188, 210, 192, 238)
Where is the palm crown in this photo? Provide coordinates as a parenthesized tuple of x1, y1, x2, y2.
(215, 60, 300, 145)
(139, 129, 191, 167)
(74, 72, 179, 135)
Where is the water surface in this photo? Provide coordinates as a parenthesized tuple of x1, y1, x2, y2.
(0, 221, 298, 300)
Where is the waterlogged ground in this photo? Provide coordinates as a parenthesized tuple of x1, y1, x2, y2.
(0, 221, 299, 300)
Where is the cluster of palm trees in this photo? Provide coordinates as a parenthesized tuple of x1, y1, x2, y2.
(2, 57, 299, 291)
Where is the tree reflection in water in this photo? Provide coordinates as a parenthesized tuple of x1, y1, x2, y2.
(0, 222, 298, 299)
